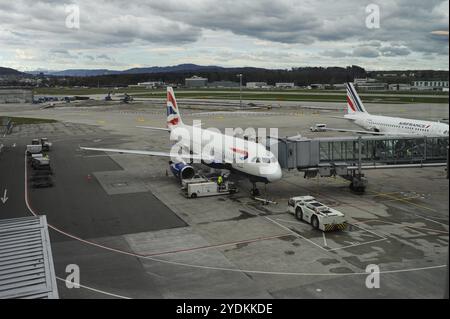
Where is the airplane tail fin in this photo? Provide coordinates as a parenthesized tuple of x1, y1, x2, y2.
(346, 82, 368, 115)
(166, 87, 183, 130)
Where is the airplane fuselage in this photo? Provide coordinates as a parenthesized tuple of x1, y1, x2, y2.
(345, 113, 449, 137)
(173, 124, 282, 183)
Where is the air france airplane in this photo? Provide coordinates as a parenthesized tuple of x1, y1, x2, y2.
(325, 82, 449, 137)
(81, 87, 282, 195)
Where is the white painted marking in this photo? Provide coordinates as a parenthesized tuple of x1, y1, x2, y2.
(348, 222, 387, 239)
(265, 217, 328, 252)
(327, 238, 388, 251)
(1, 189, 8, 204)
(275, 218, 304, 225)
(357, 219, 449, 235)
(322, 232, 328, 247)
(415, 214, 449, 227)
(56, 277, 131, 299)
(75, 154, 112, 158)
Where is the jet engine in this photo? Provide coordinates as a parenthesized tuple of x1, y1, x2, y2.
(169, 161, 195, 180)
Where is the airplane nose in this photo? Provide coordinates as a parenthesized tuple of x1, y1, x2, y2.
(267, 164, 282, 182)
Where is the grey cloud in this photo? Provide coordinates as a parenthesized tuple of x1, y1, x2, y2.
(322, 50, 351, 58)
(49, 49, 78, 59)
(380, 46, 411, 57)
(145, 0, 448, 55)
(352, 46, 380, 58)
(97, 54, 112, 60)
(0, 0, 202, 49)
(144, 0, 323, 44)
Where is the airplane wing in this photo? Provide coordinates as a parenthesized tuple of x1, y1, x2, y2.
(80, 147, 213, 161)
(136, 126, 170, 132)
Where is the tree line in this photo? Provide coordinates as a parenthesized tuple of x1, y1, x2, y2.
(43, 65, 368, 87)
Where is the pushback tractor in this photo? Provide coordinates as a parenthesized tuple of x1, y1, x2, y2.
(288, 196, 347, 231)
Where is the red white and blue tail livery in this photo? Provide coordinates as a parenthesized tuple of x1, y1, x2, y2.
(166, 87, 183, 129)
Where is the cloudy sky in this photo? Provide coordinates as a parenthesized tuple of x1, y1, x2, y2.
(0, 0, 448, 71)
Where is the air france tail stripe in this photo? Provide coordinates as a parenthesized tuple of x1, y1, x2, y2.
(346, 87, 360, 112)
(347, 85, 363, 112)
(347, 96, 356, 112)
(347, 86, 361, 112)
(350, 84, 364, 112)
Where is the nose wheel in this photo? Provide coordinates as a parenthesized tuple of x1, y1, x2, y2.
(250, 183, 260, 197)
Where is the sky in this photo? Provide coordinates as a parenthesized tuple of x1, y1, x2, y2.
(0, 0, 448, 71)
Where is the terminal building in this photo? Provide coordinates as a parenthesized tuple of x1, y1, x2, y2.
(185, 76, 208, 88)
(353, 78, 387, 91)
(136, 81, 164, 89)
(246, 82, 267, 89)
(208, 81, 239, 88)
(275, 82, 295, 88)
(412, 80, 449, 91)
(389, 83, 413, 91)
(0, 87, 33, 103)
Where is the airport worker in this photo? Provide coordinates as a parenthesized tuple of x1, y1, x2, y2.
(217, 175, 223, 188)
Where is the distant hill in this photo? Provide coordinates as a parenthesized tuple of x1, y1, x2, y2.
(27, 64, 261, 77)
(0, 67, 24, 76)
(27, 69, 121, 77)
(121, 64, 228, 74)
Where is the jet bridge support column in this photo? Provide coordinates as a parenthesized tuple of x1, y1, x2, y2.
(346, 136, 368, 193)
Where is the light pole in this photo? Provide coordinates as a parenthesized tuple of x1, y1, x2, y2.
(237, 73, 243, 108)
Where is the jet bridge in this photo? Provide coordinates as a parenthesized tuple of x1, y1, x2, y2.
(268, 135, 448, 192)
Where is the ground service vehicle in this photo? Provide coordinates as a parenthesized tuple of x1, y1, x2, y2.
(184, 180, 238, 198)
(31, 176, 54, 188)
(32, 138, 52, 151)
(26, 144, 42, 155)
(310, 123, 327, 132)
(31, 156, 51, 170)
(288, 196, 347, 231)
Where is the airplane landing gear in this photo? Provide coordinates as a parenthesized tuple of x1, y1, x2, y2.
(250, 183, 260, 197)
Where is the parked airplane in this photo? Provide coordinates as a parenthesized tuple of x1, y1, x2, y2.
(81, 87, 282, 196)
(319, 83, 449, 137)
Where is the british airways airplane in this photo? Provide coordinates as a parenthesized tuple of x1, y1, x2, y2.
(81, 87, 282, 196)
(323, 83, 449, 137)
